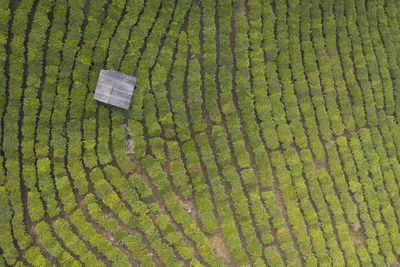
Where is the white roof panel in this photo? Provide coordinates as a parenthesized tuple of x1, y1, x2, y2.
(94, 70, 136, 109)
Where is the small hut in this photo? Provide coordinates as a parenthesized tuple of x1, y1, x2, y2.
(94, 70, 136, 109)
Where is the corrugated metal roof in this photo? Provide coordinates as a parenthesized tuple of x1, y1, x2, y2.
(94, 70, 136, 109)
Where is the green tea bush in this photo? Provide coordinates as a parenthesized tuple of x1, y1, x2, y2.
(53, 218, 106, 267)
(25, 246, 52, 267)
(0, 187, 18, 265)
(35, 221, 80, 266)
(71, 209, 131, 266)
(3, 0, 400, 265)
(27, 189, 44, 222)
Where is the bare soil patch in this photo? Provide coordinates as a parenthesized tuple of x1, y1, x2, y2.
(208, 231, 237, 266)
(235, 4, 247, 17)
(349, 220, 366, 247)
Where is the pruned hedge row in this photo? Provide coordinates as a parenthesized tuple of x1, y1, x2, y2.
(247, 0, 280, 151)
(167, 141, 192, 199)
(140, 0, 176, 138)
(182, 139, 217, 234)
(342, 0, 378, 126)
(338, 129, 400, 265)
(200, 0, 221, 124)
(270, 150, 317, 266)
(140, 156, 223, 266)
(91, 166, 186, 266)
(3, 0, 36, 251)
(275, 0, 310, 147)
(25, 246, 52, 267)
(213, 126, 264, 264)
(309, 0, 345, 135)
(286, 0, 328, 162)
(0, 186, 18, 265)
(53, 218, 106, 267)
(195, 132, 249, 265)
(84, 193, 156, 267)
(262, 191, 300, 266)
(234, 9, 275, 188)
(300, 150, 346, 266)
(35, 221, 80, 266)
(3, 0, 400, 265)
(71, 209, 131, 266)
(169, 31, 191, 142)
(261, 0, 294, 150)
(149, 0, 190, 139)
(370, 0, 400, 118)
(319, 0, 355, 131)
(333, 0, 366, 127)
(121, 0, 161, 122)
(66, 0, 109, 196)
(283, 148, 331, 265)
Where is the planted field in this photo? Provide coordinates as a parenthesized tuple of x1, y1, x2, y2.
(1, 0, 400, 265)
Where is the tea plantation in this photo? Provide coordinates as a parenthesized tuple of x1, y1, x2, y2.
(1, 0, 400, 266)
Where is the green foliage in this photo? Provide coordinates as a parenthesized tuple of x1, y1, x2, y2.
(182, 140, 217, 234)
(167, 141, 193, 199)
(35, 221, 80, 266)
(0, 187, 18, 265)
(53, 218, 106, 267)
(149, 137, 166, 164)
(3, 0, 400, 265)
(25, 246, 52, 267)
(37, 157, 59, 217)
(84, 193, 155, 266)
(27, 189, 44, 222)
(55, 176, 76, 212)
(71, 209, 131, 266)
